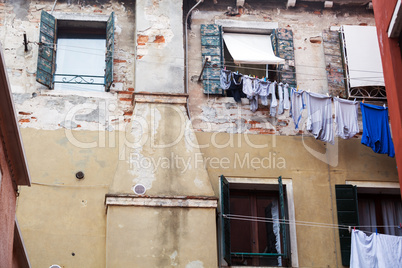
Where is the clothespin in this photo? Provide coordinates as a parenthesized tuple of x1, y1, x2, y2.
(376, 228, 378, 235)
(264, 77, 267, 82)
(224, 66, 226, 70)
(348, 226, 351, 233)
(383, 103, 386, 108)
(296, 85, 299, 92)
(398, 223, 402, 229)
(362, 99, 365, 103)
(326, 93, 329, 97)
(354, 226, 356, 231)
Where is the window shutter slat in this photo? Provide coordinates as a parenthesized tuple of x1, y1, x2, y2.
(220, 175, 231, 265)
(36, 11, 56, 89)
(201, 24, 223, 94)
(335, 185, 359, 266)
(275, 28, 296, 88)
(105, 12, 114, 92)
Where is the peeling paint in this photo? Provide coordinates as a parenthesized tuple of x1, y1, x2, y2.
(185, 260, 204, 268)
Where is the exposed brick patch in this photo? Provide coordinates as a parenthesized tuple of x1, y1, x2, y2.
(19, 119, 30, 123)
(137, 35, 149, 45)
(94, 10, 102, 13)
(114, 59, 127, 63)
(128, 87, 134, 92)
(18, 111, 32, 115)
(314, 11, 322, 15)
(310, 36, 322, 44)
(30, 117, 37, 120)
(119, 98, 133, 102)
(76, 124, 81, 128)
(117, 91, 132, 95)
(136, 55, 144, 59)
(154, 35, 165, 43)
(359, 23, 368, 26)
(124, 110, 133, 116)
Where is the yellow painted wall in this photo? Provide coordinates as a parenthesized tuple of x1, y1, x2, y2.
(17, 128, 119, 268)
(195, 132, 398, 267)
(106, 206, 217, 268)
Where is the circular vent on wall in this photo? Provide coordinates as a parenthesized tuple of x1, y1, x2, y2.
(49, 265, 61, 268)
(133, 184, 146, 195)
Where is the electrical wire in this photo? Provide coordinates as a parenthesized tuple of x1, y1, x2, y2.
(32, 181, 109, 188)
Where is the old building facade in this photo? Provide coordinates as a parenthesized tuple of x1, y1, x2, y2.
(1, 0, 399, 267)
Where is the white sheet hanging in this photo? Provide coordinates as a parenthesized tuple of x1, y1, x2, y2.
(223, 33, 285, 65)
(342, 25, 385, 88)
(350, 230, 402, 268)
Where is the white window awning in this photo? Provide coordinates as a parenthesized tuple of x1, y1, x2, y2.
(342, 25, 385, 88)
(223, 33, 285, 65)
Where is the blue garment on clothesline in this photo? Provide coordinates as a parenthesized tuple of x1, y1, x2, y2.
(360, 103, 395, 157)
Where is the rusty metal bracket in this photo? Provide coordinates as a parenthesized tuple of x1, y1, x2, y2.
(198, 57, 210, 82)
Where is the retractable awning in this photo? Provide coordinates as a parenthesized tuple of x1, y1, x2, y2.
(342, 25, 385, 88)
(223, 33, 285, 65)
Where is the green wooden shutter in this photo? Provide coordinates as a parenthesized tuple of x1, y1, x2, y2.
(278, 176, 288, 261)
(105, 12, 114, 92)
(323, 30, 346, 98)
(275, 28, 296, 88)
(201, 24, 223, 95)
(220, 175, 231, 265)
(36, 10, 56, 89)
(335, 185, 359, 267)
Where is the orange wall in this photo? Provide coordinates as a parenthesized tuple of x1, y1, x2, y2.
(373, 0, 402, 192)
(0, 133, 17, 268)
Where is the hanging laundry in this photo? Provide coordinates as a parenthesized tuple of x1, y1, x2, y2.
(360, 103, 395, 157)
(283, 84, 290, 111)
(242, 75, 261, 112)
(290, 88, 305, 129)
(220, 69, 232, 90)
(334, 97, 359, 139)
(227, 72, 244, 103)
(268, 81, 278, 117)
(278, 82, 284, 115)
(350, 230, 402, 268)
(305, 92, 334, 144)
(258, 79, 271, 106)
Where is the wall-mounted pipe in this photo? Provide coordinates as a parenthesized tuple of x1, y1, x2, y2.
(185, 0, 204, 120)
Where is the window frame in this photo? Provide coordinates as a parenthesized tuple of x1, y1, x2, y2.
(219, 176, 298, 267)
(335, 181, 401, 266)
(36, 11, 114, 92)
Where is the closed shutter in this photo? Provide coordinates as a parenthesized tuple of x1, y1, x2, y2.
(36, 10, 56, 89)
(323, 30, 346, 98)
(105, 12, 114, 91)
(201, 24, 223, 95)
(274, 28, 296, 88)
(220, 175, 231, 265)
(335, 185, 359, 266)
(278, 176, 288, 261)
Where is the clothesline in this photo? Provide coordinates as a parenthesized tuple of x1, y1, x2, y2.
(223, 214, 402, 234)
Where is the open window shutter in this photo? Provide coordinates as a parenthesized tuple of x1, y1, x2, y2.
(323, 30, 346, 98)
(36, 10, 56, 89)
(278, 176, 288, 260)
(201, 24, 223, 95)
(220, 175, 231, 265)
(335, 185, 359, 266)
(275, 28, 296, 88)
(105, 12, 114, 92)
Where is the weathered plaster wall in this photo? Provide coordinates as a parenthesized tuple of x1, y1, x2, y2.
(195, 132, 399, 267)
(188, 4, 376, 134)
(0, 0, 135, 131)
(135, 0, 185, 93)
(16, 128, 119, 268)
(106, 206, 218, 268)
(110, 102, 215, 197)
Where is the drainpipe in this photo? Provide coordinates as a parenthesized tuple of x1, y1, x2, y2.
(185, 0, 204, 120)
